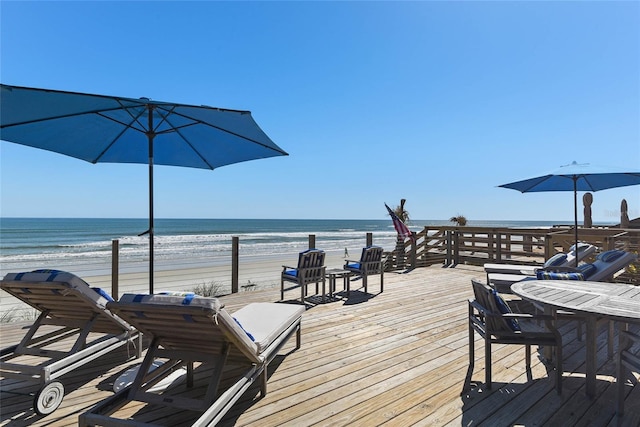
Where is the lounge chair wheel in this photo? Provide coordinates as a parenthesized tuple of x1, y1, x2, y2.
(34, 381, 64, 415)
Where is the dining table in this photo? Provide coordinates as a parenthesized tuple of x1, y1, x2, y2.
(511, 279, 640, 398)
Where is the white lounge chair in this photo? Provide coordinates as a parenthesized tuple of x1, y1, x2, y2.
(0, 270, 141, 415)
(80, 293, 304, 426)
(483, 242, 596, 276)
(488, 249, 638, 293)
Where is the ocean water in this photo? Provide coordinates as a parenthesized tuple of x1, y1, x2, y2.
(0, 217, 566, 275)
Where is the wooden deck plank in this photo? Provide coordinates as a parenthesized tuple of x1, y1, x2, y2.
(1, 264, 639, 426)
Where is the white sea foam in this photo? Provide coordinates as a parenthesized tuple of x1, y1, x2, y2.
(1, 218, 574, 276)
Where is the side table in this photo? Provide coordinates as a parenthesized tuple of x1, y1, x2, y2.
(324, 268, 352, 300)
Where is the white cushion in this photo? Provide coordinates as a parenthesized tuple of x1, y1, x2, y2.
(233, 303, 304, 353)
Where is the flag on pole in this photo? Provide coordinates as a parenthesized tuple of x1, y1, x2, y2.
(385, 203, 413, 240)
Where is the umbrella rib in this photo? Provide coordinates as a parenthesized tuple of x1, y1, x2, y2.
(0, 104, 145, 129)
(162, 107, 288, 154)
(149, 106, 287, 169)
(577, 174, 598, 192)
(149, 106, 219, 169)
(91, 104, 150, 162)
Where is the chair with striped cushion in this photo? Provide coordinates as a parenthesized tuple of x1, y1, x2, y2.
(467, 279, 563, 394)
(281, 249, 326, 303)
(80, 293, 304, 426)
(0, 270, 141, 415)
(617, 328, 640, 416)
(484, 242, 597, 277)
(487, 250, 638, 292)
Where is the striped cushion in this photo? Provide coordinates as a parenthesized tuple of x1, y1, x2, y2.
(5, 270, 115, 302)
(118, 293, 224, 310)
(578, 263, 598, 279)
(536, 271, 585, 280)
(492, 290, 521, 331)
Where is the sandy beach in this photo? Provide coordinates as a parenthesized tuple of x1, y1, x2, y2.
(0, 250, 351, 320)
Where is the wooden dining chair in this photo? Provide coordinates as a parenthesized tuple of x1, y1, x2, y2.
(617, 328, 640, 416)
(468, 279, 563, 394)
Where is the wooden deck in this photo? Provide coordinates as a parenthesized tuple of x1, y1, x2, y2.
(1, 265, 639, 426)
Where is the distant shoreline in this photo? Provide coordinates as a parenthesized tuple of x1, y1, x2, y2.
(0, 216, 619, 224)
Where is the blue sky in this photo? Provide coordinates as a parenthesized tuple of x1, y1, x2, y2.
(1, 1, 638, 223)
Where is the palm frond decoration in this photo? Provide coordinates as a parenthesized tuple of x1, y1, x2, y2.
(449, 215, 467, 226)
(394, 199, 410, 223)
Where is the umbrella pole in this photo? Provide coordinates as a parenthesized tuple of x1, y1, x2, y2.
(148, 109, 155, 294)
(573, 177, 578, 267)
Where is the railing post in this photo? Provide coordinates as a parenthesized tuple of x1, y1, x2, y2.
(395, 236, 406, 268)
(453, 230, 460, 266)
(496, 233, 502, 262)
(604, 235, 615, 251)
(488, 230, 495, 261)
(111, 239, 119, 300)
(231, 237, 239, 293)
(446, 230, 452, 266)
(309, 234, 316, 249)
(545, 233, 553, 259)
(524, 234, 533, 253)
(366, 232, 373, 247)
(411, 232, 417, 268)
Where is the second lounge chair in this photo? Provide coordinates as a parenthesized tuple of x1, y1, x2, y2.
(487, 249, 637, 293)
(483, 242, 596, 276)
(80, 293, 304, 426)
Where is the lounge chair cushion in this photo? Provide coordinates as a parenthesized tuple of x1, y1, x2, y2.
(346, 263, 360, 270)
(5, 270, 115, 307)
(578, 263, 598, 279)
(233, 303, 305, 353)
(91, 287, 115, 301)
(157, 291, 197, 297)
(117, 293, 259, 353)
(492, 290, 521, 331)
(543, 253, 568, 268)
(536, 271, 585, 280)
(597, 250, 624, 263)
(118, 293, 223, 309)
(233, 318, 255, 341)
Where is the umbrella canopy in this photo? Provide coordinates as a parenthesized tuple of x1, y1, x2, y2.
(499, 161, 640, 265)
(0, 84, 288, 292)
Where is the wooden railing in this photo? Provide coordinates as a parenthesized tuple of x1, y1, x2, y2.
(383, 226, 640, 283)
(3, 227, 639, 319)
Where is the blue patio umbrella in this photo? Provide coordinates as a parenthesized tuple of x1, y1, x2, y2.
(499, 161, 640, 265)
(0, 84, 288, 292)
